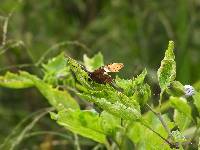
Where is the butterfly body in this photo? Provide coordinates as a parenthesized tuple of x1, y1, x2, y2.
(89, 63, 124, 84)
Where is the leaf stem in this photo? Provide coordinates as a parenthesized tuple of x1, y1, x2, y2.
(104, 140, 113, 150)
(159, 90, 164, 111)
(74, 133, 81, 150)
(24, 131, 72, 140)
(141, 120, 179, 149)
(146, 104, 171, 136)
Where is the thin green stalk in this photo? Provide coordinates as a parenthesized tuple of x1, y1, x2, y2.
(10, 108, 54, 150)
(74, 133, 81, 150)
(146, 104, 171, 136)
(159, 90, 164, 111)
(35, 41, 90, 66)
(24, 131, 72, 140)
(0, 107, 53, 149)
(92, 144, 103, 150)
(141, 119, 179, 149)
(0, 63, 35, 72)
(104, 140, 113, 150)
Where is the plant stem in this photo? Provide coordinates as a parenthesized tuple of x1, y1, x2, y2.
(141, 120, 179, 149)
(185, 124, 200, 149)
(24, 131, 72, 140)
(149, 90, 173, 139)
(104, 140, 113, 150)
(146, 104, 171, 136)
(74, 133, 81, 150)
(159, 90, 164, 111)
(10, 107, 54, 150)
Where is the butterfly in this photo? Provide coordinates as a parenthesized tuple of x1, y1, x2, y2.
(86, 63, 124, 84)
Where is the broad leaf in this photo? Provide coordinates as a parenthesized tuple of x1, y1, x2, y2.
(169, 96, 191, 118)
(100, 111, 121, 136)
(157, 41, 176, 90)
(193, 80, 200, 92)
(67, 56, 91, 89)
(20, 71, 79, 110)
(171, 130, 186, 143)
(166, 81, 185, 97)
(83, 52, 104, 71)
(116, 69, 147, 96)
(79, 93, 141, 121)
(193, 92, 200, 112)
(128, 112, 174, 150)
(42, 52, 66, 74)
(0, 72, 34, 89)
(87, 88, 140, 111)
(42, 53, 75, 86)
(174, 110, 191, 131)
(50, 109, 106, 143)
(130, 83, 151, 106)
(116, 69, 151, 105)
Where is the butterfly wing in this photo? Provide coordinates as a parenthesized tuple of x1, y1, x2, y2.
(89, 68, 113, 84)
(104, 63, 124, 72)
(89, 63, 124, 84)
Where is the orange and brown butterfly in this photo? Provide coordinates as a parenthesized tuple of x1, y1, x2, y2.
(88, 63, 124, 84)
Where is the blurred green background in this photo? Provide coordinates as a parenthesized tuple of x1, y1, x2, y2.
(0, 0, 200, 149)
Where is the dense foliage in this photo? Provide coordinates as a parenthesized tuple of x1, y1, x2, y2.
(1, 1, 200, 150)
(0, 41, 200, 149)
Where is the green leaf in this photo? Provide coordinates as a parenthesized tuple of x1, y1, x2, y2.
(42, 52, 66, 74)
(116, 69, 147, 92)
(115, 77, 133, 94)
(67, 56, 91, 89)
(193, 92, 200, 112)
(100, 111, 121, 136)
(169, 96, 191, 118)
(131, 83, 151, 106)
(171, 130, 186, 143)
(174, 110, 191, 131)
(116, 69, 147, 95)
(166, 81, 185, 97)
(134, 68, 148, 84)
(116, 69, 151, 105)
(127, 122, 142, 144)
(128, 112, 174, 150)
(144, 112, 175, 132)
(50, 109, 106, 143)
(20, 71, 79, 110)
(87, 88, 140, 111)
(0, 71, 34, 89)
(79, 93, 141, 121)
(193, 80, 200, 92)
(157, 41, 176, 90)
(83, 52, 104, 71)
(42, 52, 75, 86)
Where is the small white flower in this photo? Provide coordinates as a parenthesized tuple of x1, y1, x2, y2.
(184, 85, 195, 97)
